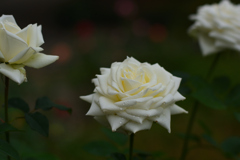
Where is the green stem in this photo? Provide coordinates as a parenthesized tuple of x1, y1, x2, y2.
(4, 76, 10, 160)
(179, 101, 199, 160)
(129, 133, 134, 160)
(180, 53, 221, 160)
(205, 53, 221, 81)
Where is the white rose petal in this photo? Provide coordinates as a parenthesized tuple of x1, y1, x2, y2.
(106, 115, 128, 131)
(0, 15, 58, 84)
(80, 57, 187, 134)
(23, 53, 59, 69)
(189, 0, 240, 55)
(0, 63, 26, 84)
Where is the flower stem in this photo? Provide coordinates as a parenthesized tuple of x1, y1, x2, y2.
(129, 133, 134, 160)
(4, 76, 10, 160)
(180, 53, 221, 160)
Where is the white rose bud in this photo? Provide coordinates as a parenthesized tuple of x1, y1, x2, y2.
(0, 15, 59, 84)
(189, 0, 240, 56)
(80, 57, 187, 134)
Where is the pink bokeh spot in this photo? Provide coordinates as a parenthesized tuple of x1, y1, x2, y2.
(115, 0, 137, 17)
(149, 24, 167, 43)
(51, 42, 72, 63)
(75, 20, 95, 39)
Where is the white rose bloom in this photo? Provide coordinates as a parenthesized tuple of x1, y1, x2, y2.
(0, 15, 59, 84)
(80, 57, 187, 134)
(189, 0, 240, 56)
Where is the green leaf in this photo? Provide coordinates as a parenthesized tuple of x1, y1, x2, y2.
(102, 128, 128, 145)
(211, 76, 230, 94)
(83, 141, 118, 156)
(225, 84, 240, 107)
(25, 112, 49, 137)
(22, 158, 36, 160)
(53, 104, 72, 114)
(192, 88, 226, 110)
(0, 123, 20, 134)
(202, 134, 218, 147)
(198, 120, 212, 135)
(35, 97, 71, 114)
(177, 133, 201, 143)
(35, 97, 53, 110)
(221, 137, 240, 157)
(0, 139, 20, 160)
(8, 97, 29, 113)
(177, 133, 201, 144)
(188, 76, 208, 91)
(234, 113, 240, 123)
(23, 153, 59, 160)
(151, 151, 165, 158)
(110, 153, 126, 160)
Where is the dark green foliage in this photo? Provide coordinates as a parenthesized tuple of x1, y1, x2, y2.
(53, 104, 72, 114)
(83, 141, 118, 156)
(0, 123, 20, 133)
(221, 137, 240, 157)
(0, 139, 20, 160)
(8, 96, 71, 137)
(202, 134, 218, 147)
(8, 97, 29, 113)
(212, 76, 231, 96)
(188, 76, 209, 91)
(35, 97, 72, 114)
(110, 153, 126, 160)
(22, 154, 59, 160)
(225, 84, 240, 107)
(102, 128, 128, 145)
(35, 97, 53, 110)
(177, 133, 201, 144)
(25, 112, 49, 137)
(192, 88, 226, 109)
(198, 120, 212, 135)
(234, 113, 240, 123)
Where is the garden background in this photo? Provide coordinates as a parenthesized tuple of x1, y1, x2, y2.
(0, 0, 239, 159)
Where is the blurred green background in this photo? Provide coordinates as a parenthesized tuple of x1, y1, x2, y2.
(0, 0, 240, 159)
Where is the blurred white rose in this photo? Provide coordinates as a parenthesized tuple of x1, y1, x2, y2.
(0, 15, 59, 84)
(189, 0, 240, 56)
(80, 57, 187, 134)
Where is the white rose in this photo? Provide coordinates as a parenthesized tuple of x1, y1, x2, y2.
(189, 0, 240, 56)
(80, 57, 187, 134)
(0, 15, 59, 84)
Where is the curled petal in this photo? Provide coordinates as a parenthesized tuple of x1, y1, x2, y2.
(0, 29, 28, 61)
(152, 94, 174, 108)
(100, 67, 110, 75)
(99, 96, 122, 112)
(126, 107, 163, 117)
(170, 104, 188, 115)
(36, 25, 44, 46)
(0, 15, 18, 26)
(106, 115, 128, 131)
(0, 63, 26, 84)
(16, 25, 28, 43)
(123, 120, 152, 133)
(80, 94, 94, 103)
(86, 101, 104, 116)
(9, 47, 36, 64)
(198, 34, 220, 55)
(23, 53, 59, 69)
(97, 74, 109, 95)
(117, 111, 145, 123)
(173, 92, 186, 102)
(155, 109, 171, 133)
(115, 97, 152, 107)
